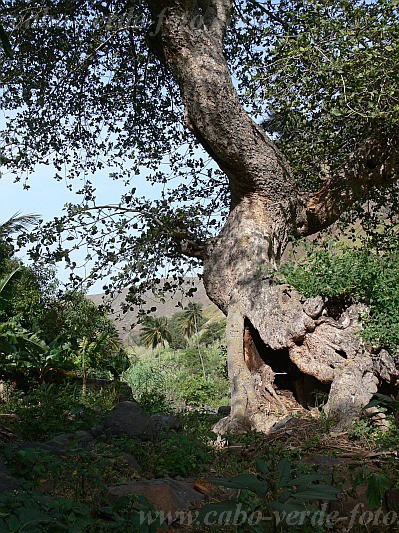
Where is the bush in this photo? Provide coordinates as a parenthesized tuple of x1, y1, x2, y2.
(280, 234, 399, 351)
(122, 360, 166, 400)
(177, 376, 220, 407)
(0, 382, 121, 441)
(199, 320, 226, 346)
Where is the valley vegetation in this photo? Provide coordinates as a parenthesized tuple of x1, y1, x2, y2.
(0, 0, 399, 530)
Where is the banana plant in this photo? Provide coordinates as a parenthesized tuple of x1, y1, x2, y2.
(74, 331, 122, 393)
(0, 320, 72, 382)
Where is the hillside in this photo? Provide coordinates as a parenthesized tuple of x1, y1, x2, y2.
(89, 277, 224, 346)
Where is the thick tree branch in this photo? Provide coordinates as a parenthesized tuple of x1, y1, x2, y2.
(170, 227, 207, 260)
(300, 136, 399, 236)
(145, 0, 300, 215)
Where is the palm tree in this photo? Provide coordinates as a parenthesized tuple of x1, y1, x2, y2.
(177, 302, 206, 381)
(140, 316, 172, 364)
(0, 212, 40, 311)
(0, 212, 39, 239)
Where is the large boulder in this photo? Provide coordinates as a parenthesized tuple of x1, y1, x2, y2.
(150, 414, 183, 433)
(104, 401, 156, 440)
(107, 477, 204, 515)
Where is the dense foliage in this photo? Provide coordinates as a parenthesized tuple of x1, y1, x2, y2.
(232, 0, 399, 191)
(280, 229, 399, 351)
(0, 220, 128, 384)
(0, 0, 397, 302)
(125, 313, 229, 409)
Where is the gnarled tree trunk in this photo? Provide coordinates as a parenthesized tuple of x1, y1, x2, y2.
(146, 0, 399, 432)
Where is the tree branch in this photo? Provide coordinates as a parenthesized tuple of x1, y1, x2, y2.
(300, 136, 399, 235)
(170, 226, 208, 260)
(246, 0, 292, 34)
(145, 0, 299, 214)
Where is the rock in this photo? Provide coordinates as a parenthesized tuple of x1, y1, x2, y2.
(363, 407, 391, 431)
(46, 433, 71, 447)
(217, 406, 231, 415)
(303, 296, 324, 319)
(107, 477, 204, 515)
(73, 430, 94, 443)
(117, 452, 142, 473)
(90, 425, 104, 438)
(212, 416, 251, 436)
(326, 351, 379, 428)
(104, 401, 155, 440)
(373, 349, 399, 382)
(150, 414, 183, 432)
(45, 430, 94, 453)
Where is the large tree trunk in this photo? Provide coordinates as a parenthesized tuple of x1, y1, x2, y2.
(146, 0, 399, 432)
(203, 195, 398, 432)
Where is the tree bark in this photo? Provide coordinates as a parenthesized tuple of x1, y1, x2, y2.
(146, 0, 399, 432)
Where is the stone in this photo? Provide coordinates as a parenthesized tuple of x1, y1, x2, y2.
(116, 452, 142, 473)
(74, 430, 94, 441)
(107, 477, 204, 515)
(44, 430, 94, 453)
(45, 433, 72, 448)
(104, 401, 155, 440)
(373, 349, 399, 382)
(303, 296, 324, 319)
(90, 425, 104, 438)
(150, 414, 183, 432)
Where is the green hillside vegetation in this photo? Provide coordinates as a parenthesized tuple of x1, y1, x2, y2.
(1, 222, 399, 530)
(124, 303, 229, 411)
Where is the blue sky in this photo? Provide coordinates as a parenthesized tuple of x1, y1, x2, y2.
(0, 162, 159, 293)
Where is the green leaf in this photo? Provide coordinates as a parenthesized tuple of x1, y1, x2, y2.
(269, 501, 307, 513)
(0, 268, 22, 297)
(255, 458, 271, 477)
(287, 473, 329, 487)
(276, 459, 292, 488)
(292, 484, 341, 502)
(207, 474, 268, 497)
(366, 474, 390, 511)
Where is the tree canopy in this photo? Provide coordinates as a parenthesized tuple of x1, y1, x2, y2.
(1, 0, 398, 303)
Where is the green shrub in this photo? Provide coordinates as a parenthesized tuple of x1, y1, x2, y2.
(1, 383, 121, 441)
(177, 376, 219, 407)
(199, 320, 226, 346)
(198, 458, 340, 530)
(280, 235, 399, 351)
(138, 391, 171, 415)
(122, 360, 166, 400)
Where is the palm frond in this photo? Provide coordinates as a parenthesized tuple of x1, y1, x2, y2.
(0, 267, 22, 296)
(0, 212, 40, 238)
